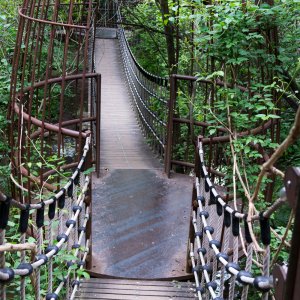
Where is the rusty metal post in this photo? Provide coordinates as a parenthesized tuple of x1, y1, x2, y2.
(96, 74, 101, 178)
(85, 147, 93, 270)
(164, 74, 177, 177)
(282, 167, 300, 299)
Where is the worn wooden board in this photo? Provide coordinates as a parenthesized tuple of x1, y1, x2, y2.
(75, 278, 196, 299)
(91, 169, 193, 280)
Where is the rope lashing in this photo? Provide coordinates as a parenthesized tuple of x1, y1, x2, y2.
(18, 205, 30, 233)
(69, 239, 90, 300)
(46, 214, 90, 300)
(36, 201, 45, 228)
(194, 177, 273, 291)
(198, 141, 287, 220)
(259, 212, 271, 246)
(0, 196, 11, 229)
(0, 177, 90, 281)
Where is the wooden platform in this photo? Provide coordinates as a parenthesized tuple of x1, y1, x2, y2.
(75, 278, 196, 299)
(91, 169, 193, 279)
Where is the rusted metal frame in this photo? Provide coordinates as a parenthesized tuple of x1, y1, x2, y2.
(33, 0, 49, 123)
(165, 75, 211, 176)
(201, 119, 273, 145)
(19, 73, 99, 91)
(15, 160, 56, 192)
(95, 74, 101, 178)
(38, 0, 60, 202)
(165, 73, 275, 179)
(8, 2, 30, 202)
(27, 0, 42, 84)
(282, 167, 300, 299)
(30, 117, 95, 139)
(14, 104, 89, 138)
(56, 1, 75, 183)
(19, 7, 88, 29)
(173, 118, 227, 133)
(28, 1, 49, 197)
(18, 0, 36, 204)
(77, 0, 93, 164)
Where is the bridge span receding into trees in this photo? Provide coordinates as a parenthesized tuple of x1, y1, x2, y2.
(90, 29, 194, 280)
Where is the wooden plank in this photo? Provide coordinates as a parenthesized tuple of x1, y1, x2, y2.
(82, 278, 195, 287)
(79, 288, 195, 297)
(75, 278, 196, 299)
(81, 283, 194, 291)
(79, 281, 195, 292)
(76, 295, 193, 300)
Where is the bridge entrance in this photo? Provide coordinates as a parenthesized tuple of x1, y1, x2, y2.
(2, 1, 300, 300)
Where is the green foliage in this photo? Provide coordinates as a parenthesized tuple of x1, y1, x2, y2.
(0, 1, 21, 192)
(122, 1, 299, 272)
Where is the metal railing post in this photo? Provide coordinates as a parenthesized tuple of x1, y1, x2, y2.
(165, 74, 176, 177)
(283, 167, 300, 299)
(273, 167, 300, 299)
(96, 74, 101, 178)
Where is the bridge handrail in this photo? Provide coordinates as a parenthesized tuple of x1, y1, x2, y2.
(117, 6, 169, 156)
(165, 74, 280, 177)
(116, 9, 169, 87)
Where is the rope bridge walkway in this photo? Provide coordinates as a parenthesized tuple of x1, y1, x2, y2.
(0, 1, 299, 300)
(90, 11, 194, 280)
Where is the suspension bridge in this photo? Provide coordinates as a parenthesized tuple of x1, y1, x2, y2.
(0, 1, 299, 300)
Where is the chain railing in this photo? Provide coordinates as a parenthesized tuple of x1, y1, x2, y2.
(117, 9, 169, 158)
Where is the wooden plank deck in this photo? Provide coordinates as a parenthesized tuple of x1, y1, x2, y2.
(75, 278, 196, 299)
(90, 34, 194, 281)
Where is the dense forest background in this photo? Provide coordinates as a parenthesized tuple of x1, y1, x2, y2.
(121, 1, 299, 202)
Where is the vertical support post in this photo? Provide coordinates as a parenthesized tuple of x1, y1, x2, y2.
(185, 143, 201, 273)
(283, 167, 300, 300)
(164, 74, 176, 178)
(96, 74, 101, 178)
(85, 147, 93, 270)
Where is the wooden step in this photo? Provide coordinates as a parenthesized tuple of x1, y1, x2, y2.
(75, 278, 196, 299)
